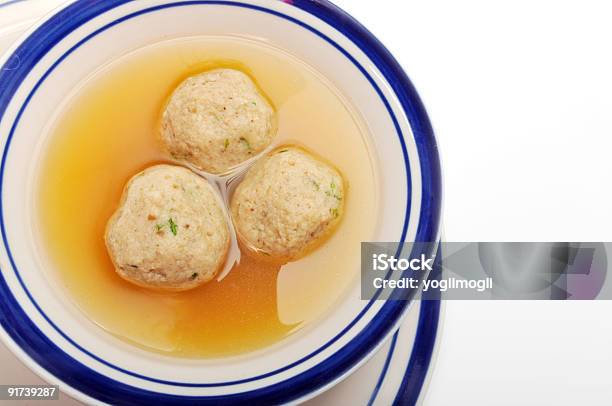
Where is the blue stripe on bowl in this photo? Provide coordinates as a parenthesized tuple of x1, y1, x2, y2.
(0, 0, 27, 9)
(0, 0, 442, 403)
(368, 329, 400, 405)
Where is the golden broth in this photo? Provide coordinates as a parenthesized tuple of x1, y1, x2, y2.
(37, 36, 378, 358)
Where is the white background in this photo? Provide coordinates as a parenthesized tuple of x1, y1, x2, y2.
(333, 0, 612, 405)
(1, 0, 612, 405)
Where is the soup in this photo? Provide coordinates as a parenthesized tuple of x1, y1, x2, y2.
(37, 36, 378, 358)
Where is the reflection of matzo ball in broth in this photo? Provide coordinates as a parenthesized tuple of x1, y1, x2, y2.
(160, 68, 276, 174)
(105, 164, 229, 290)
(231, 146, 345, 261)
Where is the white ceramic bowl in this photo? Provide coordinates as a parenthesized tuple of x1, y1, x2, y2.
(0, 0, 441, 404)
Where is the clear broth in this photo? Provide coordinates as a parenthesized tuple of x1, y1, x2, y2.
(37, 36, 378, 358)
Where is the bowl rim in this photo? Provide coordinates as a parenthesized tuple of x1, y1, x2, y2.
(0, 0, 442, 403)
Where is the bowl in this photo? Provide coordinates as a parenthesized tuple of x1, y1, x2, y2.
(0, 0, 441, 403)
